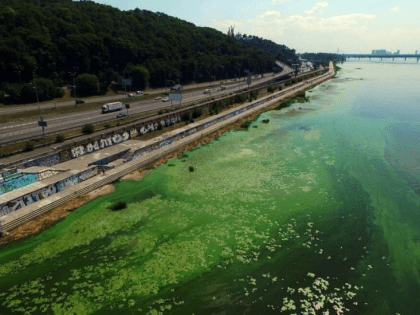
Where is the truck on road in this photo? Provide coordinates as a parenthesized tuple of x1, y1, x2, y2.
(102, 102, 123, 113)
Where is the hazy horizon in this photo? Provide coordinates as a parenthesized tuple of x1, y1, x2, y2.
(91, 0, 420, 54)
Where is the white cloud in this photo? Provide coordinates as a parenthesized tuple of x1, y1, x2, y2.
(305, 2, 328, 15)
(272, 0, 289, 3)
(210, 5, 377, 52)
(390, 6, 399, 12)
(257, 10, 281, 20)
(287, 13, 376, 32)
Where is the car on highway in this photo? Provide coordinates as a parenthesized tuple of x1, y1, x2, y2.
(203, 89, 210, 94)
(162, 97, 170, 102)
(136, 91, 143, 95)
(116, 112, 128, 118)
(75, 99, 85, 104)
(127, 93, 135, 97)
(155, 96, 162, 100)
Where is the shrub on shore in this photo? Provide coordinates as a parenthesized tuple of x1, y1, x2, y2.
(241, 121, 252, 129)
(110, 201, 127, 211)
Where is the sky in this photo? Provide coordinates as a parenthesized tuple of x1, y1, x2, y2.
(95, 0, 420, 54)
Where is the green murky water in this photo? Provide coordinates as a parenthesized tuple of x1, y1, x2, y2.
(1, 62, 420, 314)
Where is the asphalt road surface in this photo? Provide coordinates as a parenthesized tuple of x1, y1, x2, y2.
(0, 68, 294, 145)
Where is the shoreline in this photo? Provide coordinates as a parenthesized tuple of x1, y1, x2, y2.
(0, 70, 333, 246)
(0, 105, 306, 246)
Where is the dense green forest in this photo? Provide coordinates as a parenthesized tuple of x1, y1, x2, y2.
(228, 28, 297, 66)
(0, 0, 297, 104)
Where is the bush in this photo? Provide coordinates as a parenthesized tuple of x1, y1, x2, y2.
(104, 124, 111, 129)
(82, 124, 95, 134)
(241, 121, 252, 129)
(181, 111, 192, 121)
(157, 123, 163, 130)
(24, 142, 35, 152)
(55, 134, 65, 143)
(158, 110, 164, 115)
(192, 108, 202, 118)
(110, 201, 127, 211)
(74, 73, 99, 96)
(278, 86, 283, 91)
(189, 166, 194, 172)
(262, 119, 270, 124)
(267, 86, 275, 93)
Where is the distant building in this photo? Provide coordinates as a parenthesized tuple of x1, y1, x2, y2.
(374, 49, 387, 55)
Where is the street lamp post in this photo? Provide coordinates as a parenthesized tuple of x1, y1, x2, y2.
(30, 80, 45, 137)
(69, 71, 77, 105)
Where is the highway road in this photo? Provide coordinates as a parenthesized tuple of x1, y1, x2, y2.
(0, 73, 274, 115)
(0, 68, 293, 145)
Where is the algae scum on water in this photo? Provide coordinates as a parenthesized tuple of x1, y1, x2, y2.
(1, 62, 419, 315)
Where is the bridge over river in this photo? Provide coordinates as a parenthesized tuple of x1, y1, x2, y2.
(342, 54, 420, 62)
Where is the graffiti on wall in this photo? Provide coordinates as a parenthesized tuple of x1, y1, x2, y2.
(0, 173, 38, 196)
(21, 154, 60, 169)
(0, 169, 17, 183)
(71, 132, 130, 158)
(36, 170, 60, 181)
(0, 167, 99, 217)
(91, 149, 130, 166)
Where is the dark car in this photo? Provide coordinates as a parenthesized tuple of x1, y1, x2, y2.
(75, 99, 85, 104)
(116, 113, 128, 118)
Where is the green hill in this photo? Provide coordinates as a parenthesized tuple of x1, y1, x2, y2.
(0, 0, 297, 104)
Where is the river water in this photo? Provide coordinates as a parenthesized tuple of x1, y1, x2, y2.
(0, 61, 419, 314)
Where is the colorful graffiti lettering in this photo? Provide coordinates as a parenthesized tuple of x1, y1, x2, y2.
(36, 170, 59, 181)
(0, 173, 38, 196)
(21, 154, 60, 169)
(71, 132, 130, 158)
(79, 168, 98, 181)
(0, 168, 100, 216)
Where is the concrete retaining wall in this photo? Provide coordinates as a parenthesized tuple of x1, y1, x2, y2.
(0, 166, 100, 217)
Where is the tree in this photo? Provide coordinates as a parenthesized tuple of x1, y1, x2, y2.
(74, 73, 99, 96)
(131, 65, 150, 90)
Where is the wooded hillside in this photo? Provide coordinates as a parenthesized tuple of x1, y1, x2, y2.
(0, 0, 297, 103)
